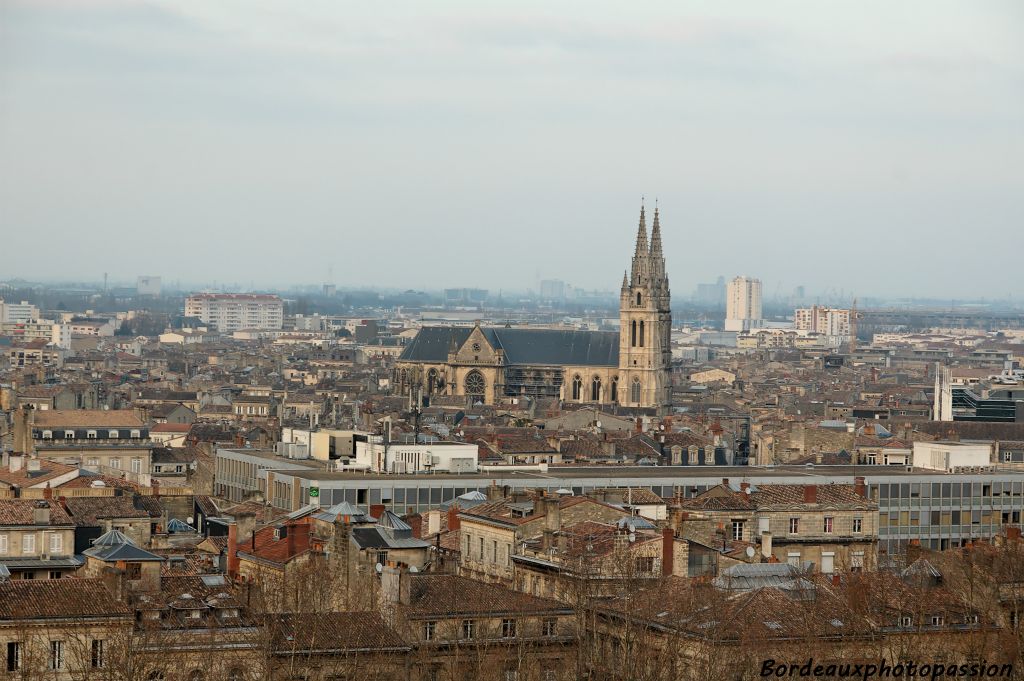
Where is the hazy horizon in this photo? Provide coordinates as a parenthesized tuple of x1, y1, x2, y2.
(2, 1, 1022, 298)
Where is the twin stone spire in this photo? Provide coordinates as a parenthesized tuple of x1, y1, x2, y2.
(625, 201, 668, 290)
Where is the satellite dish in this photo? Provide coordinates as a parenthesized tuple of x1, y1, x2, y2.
(746, 546, 756, 558)
(375, 563, 383, 573)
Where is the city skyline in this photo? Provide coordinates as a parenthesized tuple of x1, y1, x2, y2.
(1, 1, 1022, 297)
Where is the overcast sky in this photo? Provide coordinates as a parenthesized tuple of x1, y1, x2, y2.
(1, 1, 1021, 298)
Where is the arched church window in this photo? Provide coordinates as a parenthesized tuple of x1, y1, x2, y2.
(636, 292, 642, 306)
(639, 321, 645, 347)
(427, 368, 439, 395)
(399, 369, 408, 386)
(591, 376, 601, 402)
(571, 375, 582, 401)
(465, 371, 486, 401)
(610, 378, 618, 402)
(631, 321, 637, 347)
(631, 377, 642, 404)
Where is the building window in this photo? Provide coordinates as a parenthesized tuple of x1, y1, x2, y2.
(42, 430, 52, 439)
(591, 376, 601, 402)
(87, 430, 97, 439)
(49, 534, 62, 554)
(634, 556, 655, 573)
(22, 534, 36, 554)
(479, 537, 484, 560)
(787, 552, 801, 566)
(823, 517, 833, 534)
(789, 517, 799, 534)
(126, 563, 142, 580)
(376, 550, 388, 566)
(131, 458, 142, 473)
(6, 642, 20, 672)
(731, 520, 744, 541)
(461, 620, 475, 639)
(49, 571, 62, 580)
(852, 517, 862, 533)
(502, 618, 516, 638)
(542, 618, 557, 637)
(631, 320, 637, 347)
(109, 430, 119, 438)
(130, 430, 141, 438)
(110, 458, 122, 470)
(636, 292, 642, 306)
(92, 640, 105, 668)
(931, 615, 944, 626)
(899, 616, 912, 627)
(64, 430, 75, 439)
(571, 375, 582, 400)
(0, 534, 7, 555)
(50, 641, 64, 671)
(423, 621, 436, 641)
(610, 378, 618, 402)
(851, 551, 865, 572)
(631, 378, 642, 404)
(464, 371, 486, 401)
(507, 543, 512, 566)
(639, 320, 645, 347)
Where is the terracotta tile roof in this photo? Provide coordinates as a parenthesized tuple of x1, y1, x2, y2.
(64, 496, 156, 525)
(404, 575, 570, 618)
(752, 484, 872, 507)
(33, 409, 145, 428)
(58, 473, 142, 492)
(267, 612, 409, 652)
(0, 459, 77, 488)
(0, 499, 74, 526)
(0, 578, 132, 620)
(237, 523, 313, 565)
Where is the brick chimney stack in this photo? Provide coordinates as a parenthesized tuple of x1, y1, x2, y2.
(446, 506, 461, 531)
(227, 522, 240, 578)
(803, 485, 817, 504)
(854, 476, 866, 498)
(662, 528, 674, 576)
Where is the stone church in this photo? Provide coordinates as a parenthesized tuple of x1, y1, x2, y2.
(395, 204, 672, 411)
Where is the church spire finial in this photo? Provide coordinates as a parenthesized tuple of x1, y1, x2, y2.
(650, 199, 663, 262)
(634, 199, 648, 258)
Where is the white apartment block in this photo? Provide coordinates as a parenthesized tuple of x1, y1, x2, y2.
(0, 300, 40, 323)
(794, 306, 852, 337)
(185, 293, 284, 331)
(0, 320, 71, 349)
(725, 276, 762, 332)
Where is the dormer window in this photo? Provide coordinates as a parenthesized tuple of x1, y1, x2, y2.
(87, 430, 97, 439)
(218, 608, 239, 619)
(42, 430, 52, 439)
(130, 430, 141, 439)
(64, 431, 75, 439)
(108, 430, 119, 439)
(899, 616, 912, 627)
(185, 610, 201, 619)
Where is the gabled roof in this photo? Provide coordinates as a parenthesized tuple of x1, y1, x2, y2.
(399, 326, 619, 367)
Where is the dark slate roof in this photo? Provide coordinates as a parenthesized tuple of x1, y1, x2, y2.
(399, 327, 619, 367)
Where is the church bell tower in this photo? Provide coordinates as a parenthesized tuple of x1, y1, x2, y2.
(619, 202, 672, 412)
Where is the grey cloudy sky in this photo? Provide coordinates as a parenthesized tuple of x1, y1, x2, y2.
(1, 1, 1021, 298)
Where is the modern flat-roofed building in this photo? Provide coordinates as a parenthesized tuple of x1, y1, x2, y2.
(213, 449, 1024, 556)
(185, 293, 283, 331)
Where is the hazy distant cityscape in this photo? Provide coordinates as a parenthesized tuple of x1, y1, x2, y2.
(2, 1, 1023, 679)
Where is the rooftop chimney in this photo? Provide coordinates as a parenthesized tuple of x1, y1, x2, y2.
(9, 454, 23, 473)
(33, 500, 50, 525)
(26, 458, 41, 476)
(446, 506, 461, 532)
(854, 476, 866, 499)
(761, 531, 773, 559)
(662, 528, 674, 576)
(740, 482, 750, 493)
(227, 522, 240, 578)
(803, 485, 817, 504)
(722, 478, 730, 487)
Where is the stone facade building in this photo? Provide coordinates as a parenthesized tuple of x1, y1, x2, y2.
(395, 205, 673, 412)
